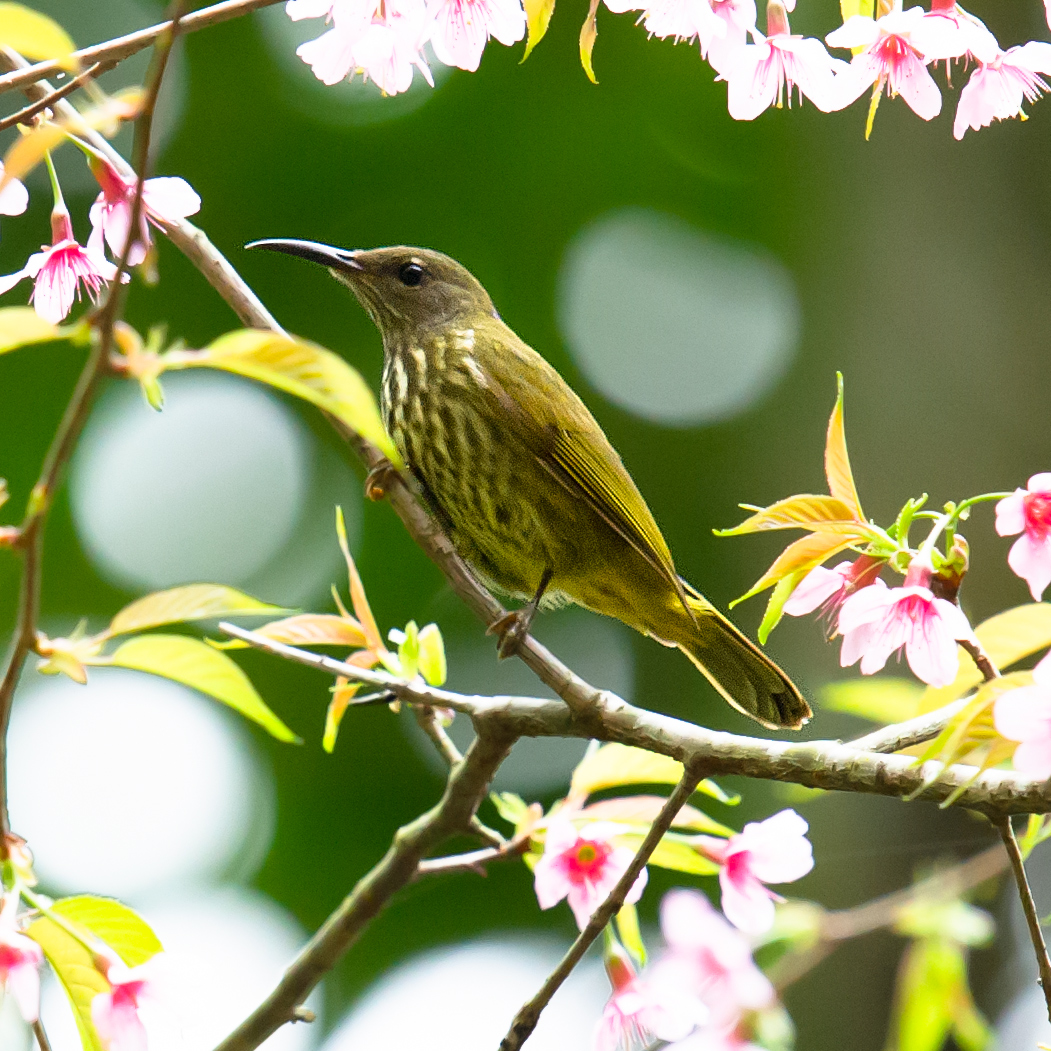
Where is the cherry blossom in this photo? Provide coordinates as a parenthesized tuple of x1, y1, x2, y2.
(608, 0, 725, 50)
(0, 207, 119, 324)
(0, 897, 43, 1024)
(91, 960, 156, 1051)
(429, 0, 526, 72)
(707, 0, 757, 76)
(997, 473, 1051, 600)
(87, 158, 200, 267)
(836, 559, 976, 688)
(0, 163, 29, 233)
(534, 819, 648, 929)
(723, 1, 846, 120)
(783, 555, 883, 620)
(995, 653, 1051, 779)
(909, 1, 998, 66)
(826, 6, 941, 130)
(696, 810, 813, 934)
(954, 43, 1051, 140)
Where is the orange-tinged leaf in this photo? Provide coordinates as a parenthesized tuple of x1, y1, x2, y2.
(256, 613, 367, 649)
(337, 506, 383, 653)
(732, 531, 859, 606)
(107, 584, 284, 637)
(98, 634, 299, 742)
(0, 307, 61, 355)
(825, 373, 864, 521)
(579, 0, 601, 84)
(522, 0, 556, 60)
(919, 603, 1051, 712)
(580, 795, 734, 836)
(162, 330, 400, 464)
(717, 494, 867, 535)
(0, 4, 77, 67)
(323, 678, 360, 752)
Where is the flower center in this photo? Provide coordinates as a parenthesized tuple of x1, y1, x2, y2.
(566, 838, 612, 882)
(1024, 492, 1051, 538)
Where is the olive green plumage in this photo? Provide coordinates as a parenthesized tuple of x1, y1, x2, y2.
(250, 239, 810, 731)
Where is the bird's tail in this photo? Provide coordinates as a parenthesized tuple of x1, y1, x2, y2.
(677, 591, 810, 730)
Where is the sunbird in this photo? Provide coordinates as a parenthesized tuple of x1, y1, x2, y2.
(249, 240, 809, 730)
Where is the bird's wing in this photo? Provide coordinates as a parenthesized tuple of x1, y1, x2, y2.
(477, 321, 685, 602)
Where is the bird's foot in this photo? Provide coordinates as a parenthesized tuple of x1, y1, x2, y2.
(487, 609, 535, 660)
(365, 460, 398, 502)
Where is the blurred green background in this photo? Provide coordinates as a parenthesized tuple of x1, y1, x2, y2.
(2, 0, 1051, 1047)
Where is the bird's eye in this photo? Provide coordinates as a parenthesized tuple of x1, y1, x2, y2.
(399, 261, 425, 287)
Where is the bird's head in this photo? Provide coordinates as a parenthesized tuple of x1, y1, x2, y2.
(246, 240, 496, 339)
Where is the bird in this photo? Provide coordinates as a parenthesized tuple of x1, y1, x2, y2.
(247, 239, 810, 731)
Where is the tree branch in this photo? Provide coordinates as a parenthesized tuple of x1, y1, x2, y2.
(0, 0, 284, 96)
(995, 815, 1051, 1021)
(498, 766, 705, 1050)
(0, 61, 113, 133)
(210, 727, 517, 1051)
(849, 696, 971, 754)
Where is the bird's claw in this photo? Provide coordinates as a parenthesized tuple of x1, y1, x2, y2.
(365, 460, 398, 502)
(487, 610, 531, 660)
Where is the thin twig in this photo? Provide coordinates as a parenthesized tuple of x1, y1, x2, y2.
(995, 815, 1051, 1021)
(0, 0, 284, 96)
(849, 696, 971, 754)
(498, 766, 704, 1051)
(961, 638, 1001, 684)
(0, 61, 113, 133)
(32, 1021, 53, 1051)
(210, 728, 517, 1051)
(417, 832, 528, 876)
(414, 704, 462, 766)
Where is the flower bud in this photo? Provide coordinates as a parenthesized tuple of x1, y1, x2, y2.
(765, 0, 790, 36)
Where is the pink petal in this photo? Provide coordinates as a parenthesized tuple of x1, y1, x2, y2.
(1011, 738, 1051, 779)
(1008, 532, 1051, 601)
(719, 867, 775, 934)
(1033, 652, 1051, 689)
(734, 810, 813, 884)
(726, 43, 780, 121)
(660, 888, 733, 952)
(1014, 41, 1051, 77)
(142, 177, 201, 224)
(533, 853, 570, 910)
(6, 958, 40, 1023)
(286, 0, 337, 18)
(296, 25, 361, 84)
(839, 620, 878, 669)
(996, 491, 1028, 537)
(825, 14, 878, 50)
(0, 266, 31, 297)
(994, 685, 1051, 743)
(890, 47, 942, 120)
(0, 170, 28, 218)
(902, 603, 962, 688)
(836, 578, 891, 634)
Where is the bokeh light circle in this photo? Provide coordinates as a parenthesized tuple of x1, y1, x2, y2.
(321, 938, 606, 1051)
(8, 669, 275, 898)
(558, 209, 800, 426)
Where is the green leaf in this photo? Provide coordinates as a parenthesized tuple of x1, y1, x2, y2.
(758, 571, 804, 645)
(579, 0, 600, 83)
(491, 791, 529, 828)
(820, 678, 924, 724)
(920, 603, 1051, 711)
(163, 331, 400, 464)
(417, 623, 447, 686)
(522, 0, 556, 60)
(896, 899, 994, 948)
(570, 743, 738, 805)
(107, 584, 286, 638)
(731, 531, 859, 607)
(615, 902, 646, 967)
(717, 495, 865, 536)
(99, 634, 299, 742)
(580, 795, 734, 836)
(0, 307, 61, 355)
(26, 896, 162, 1051)
(397, 620, 420, 680)
(0, 3, 76, 66)
(616, 830, 721, 876)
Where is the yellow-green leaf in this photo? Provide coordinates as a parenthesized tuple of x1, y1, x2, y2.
(717, 495, 864, 536)
(522, 0, 556, 60)
(579, 0, 601, 84)
(839, 0, 873, 22)
(99, 634, 299, 742)
(616, 902, 646, 966)
(732, 531, 859, 607)
(323, 680, 359, 753)
(580, 795, 734, 836)
(26, 896, 162, 1051)
(825, 373, 864, 522)
(417, 623, 447, 686)
(570, 743, 738, 804)
(919, 603, 1051, 712)
(0, 478, 7, 512)
(0, 307, 62, 355)
(821, 678, 924, 724)
(758, 571, 805, 644)
(107, 584, 285, 638)
(616, 830, 721, 876)
(0, 3, 76, 67)
(255, 613, 367, 649)
(163, 331, 399, 464)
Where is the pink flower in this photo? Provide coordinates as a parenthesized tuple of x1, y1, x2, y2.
(91, 961, 155, 1051)
(0, 898, 43, 1024)
(428, 0, 526, 71)
(87, 158, 200, 267)
(707, 0, 756, 76)
(697, 810, 812, 934)
(783, 555, 883, 619)
(836, 560, 976, 688)
(655, 889, 774, 1025)
(608, 0, 724, 52)
(954, 43, 1051, 140)
(534, 819, 648, 930)
(0, 163, 29, 232)
(909, 2, 998, 65)
(995, 652, 1051, 779)
(826, 6, 941, 125)
(997, 473, 1051, 600)
(292, 0, 432, 95)
(0, 208, 119, 324)
(724, 2, 846, 120)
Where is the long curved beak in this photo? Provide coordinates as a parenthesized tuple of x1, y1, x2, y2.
(245, 238, 363, 272)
